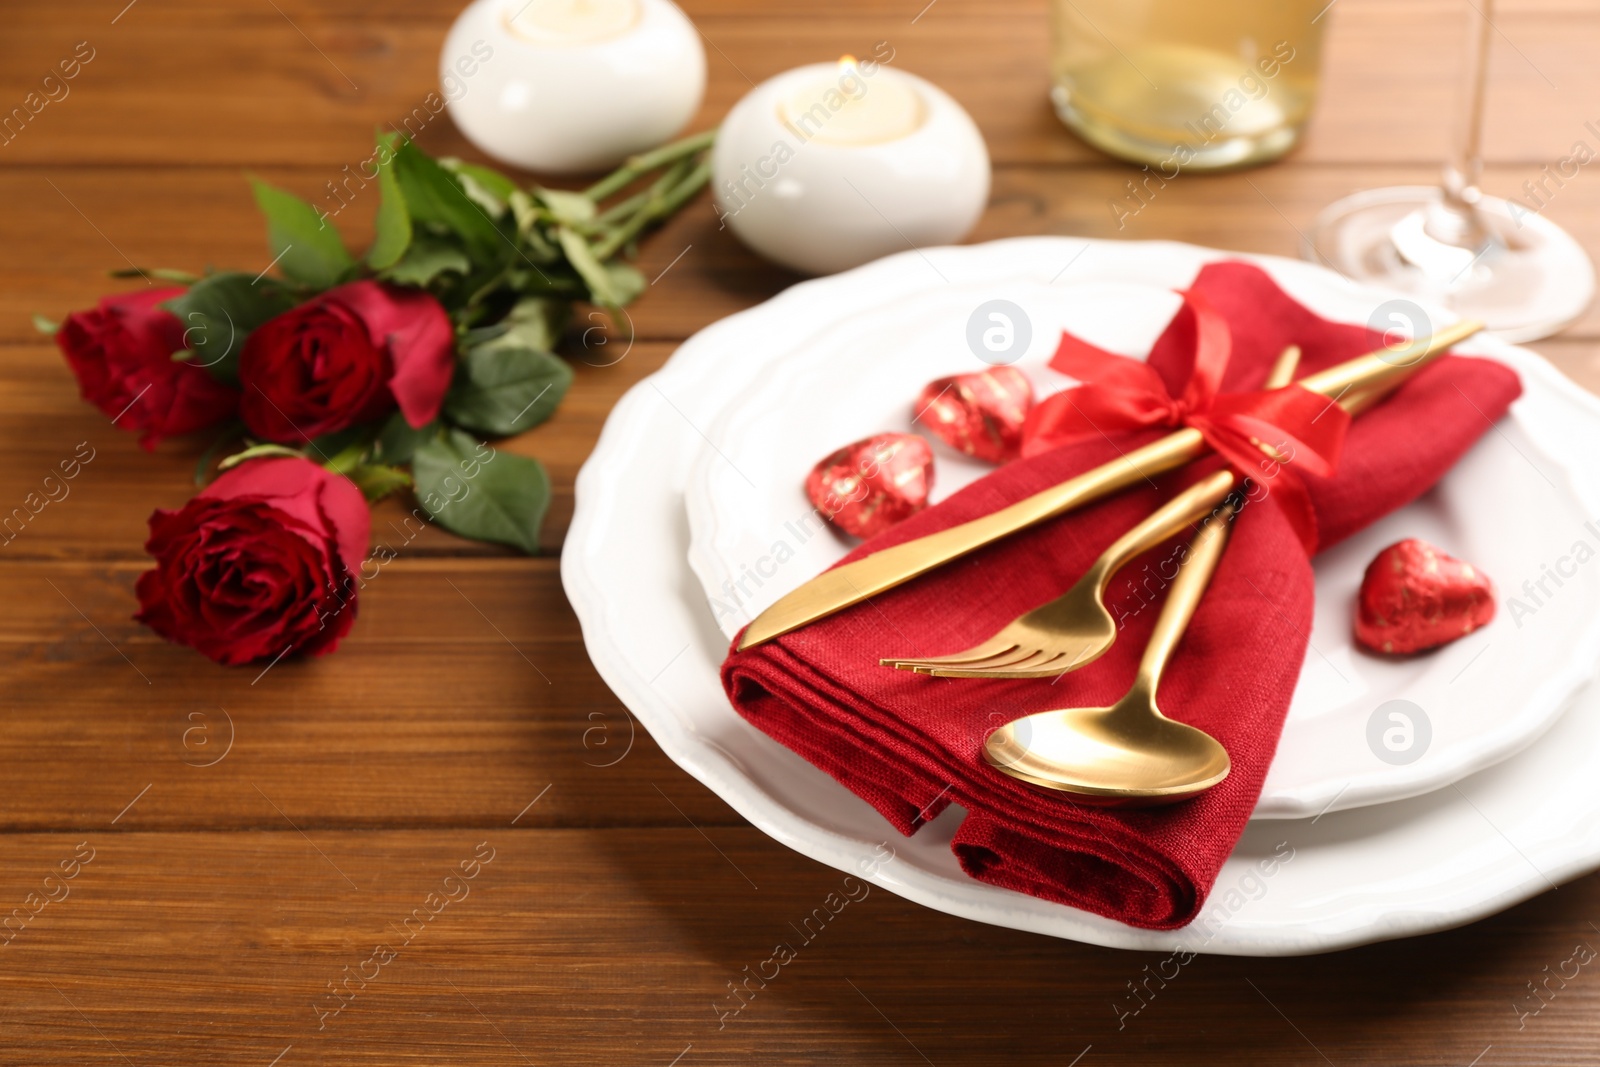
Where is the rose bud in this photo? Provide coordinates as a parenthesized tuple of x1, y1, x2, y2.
(805, 433, 934, 539)
(238, 281, 455, 444)
(914, 366, 1033, 463)
(135, 456, 370, 665)
(1355, 538, 1495, 655)
(55, 287, 240, 449)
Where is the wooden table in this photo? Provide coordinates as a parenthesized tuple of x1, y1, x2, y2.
(5, 0, 1600, 1062)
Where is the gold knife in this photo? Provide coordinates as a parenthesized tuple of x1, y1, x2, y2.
(736, 320, 1484, 650)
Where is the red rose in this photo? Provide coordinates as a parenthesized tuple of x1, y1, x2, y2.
(238, 281, 455, 444)
(56, 287, 240, 449)
(135, 457, 370, 665)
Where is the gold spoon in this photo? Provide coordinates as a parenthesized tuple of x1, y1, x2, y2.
(982, 501, 1236, 805)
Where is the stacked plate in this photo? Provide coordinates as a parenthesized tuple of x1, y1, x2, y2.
(563, 238, 1600, 955)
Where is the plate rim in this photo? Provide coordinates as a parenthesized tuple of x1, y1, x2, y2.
(676, 268, 1600, 819)
(563, 236, 1600, 955)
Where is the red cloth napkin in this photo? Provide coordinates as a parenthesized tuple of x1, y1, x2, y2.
(721, 262, 1523, 929)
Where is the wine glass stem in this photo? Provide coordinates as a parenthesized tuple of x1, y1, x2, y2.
(1444, 0, 1494, 211)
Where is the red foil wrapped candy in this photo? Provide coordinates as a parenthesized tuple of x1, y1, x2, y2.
(1355, 538, 1495, 655)
(805, 433, 934, 539)
(914, 366, 1034, 463)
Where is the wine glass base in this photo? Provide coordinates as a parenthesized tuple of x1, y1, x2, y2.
(1304, 185, 1594, 343)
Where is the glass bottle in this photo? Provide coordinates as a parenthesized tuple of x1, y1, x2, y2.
(1049, 0, 1328, 170)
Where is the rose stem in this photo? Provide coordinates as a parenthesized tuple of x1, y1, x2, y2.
(591, 158, 711, 261)
(581, 128, 718, 204)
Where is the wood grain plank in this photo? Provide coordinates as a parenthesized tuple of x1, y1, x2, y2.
(3, 0, 1600, 170)
(0, 828, 1594, 1065)
(0, 558, 751, 830)
(11, 162, 1600, 353)
(0, 340, 675, 557)
(9, 0, 1593, 23)
(7, 1, 1600, 1060)
(4, 323, 1596, 564)
(1537, 337, 1600, 395)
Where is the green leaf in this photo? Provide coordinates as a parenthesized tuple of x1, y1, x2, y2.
(345, 463, 411, 503)
(392, 139, 505, 259)
(520, 225, 562, 263)
(382, 236, 472, 287)
(484, 296, 568, 353)
(556, 226, 622, 306)
(373, 412, 436, 465)
(250, 178, 357, 289)
(536, 187, 597, 226)
(305, 422, 371, 460)
(161, 272, 297, 384)
(217, 442, 303, 471)
(367, 143, 412, 270)
(606, 261, 647, 307)
(441, 158, 519, 210)
(32, 313, 59, 335)
(412, 429, 548, 553)
(508, 189, 539, 235)
(444, 344, 573, 436)
(193, 419, 245, 485)
(457, 294, 569, 348)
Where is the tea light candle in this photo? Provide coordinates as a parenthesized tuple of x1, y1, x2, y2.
(713, 58, 990, 275)
(441, 0, 706, 173)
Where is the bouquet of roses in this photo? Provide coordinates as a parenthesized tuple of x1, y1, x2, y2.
(39, 130, 713, 666)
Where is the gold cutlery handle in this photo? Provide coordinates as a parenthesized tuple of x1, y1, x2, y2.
(737, 320, 1482, 650)
(737, 428, 1208, 649)
(1295, 322, 1478, 403)
(1264, 344, 1301, 389)
(1083, 468, 1237, 590)
(1132, 502, 1235, 702)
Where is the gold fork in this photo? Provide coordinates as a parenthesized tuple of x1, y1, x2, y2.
(879, 345, 1302, 680)
(880, 468, 1238, 678)
(981, 502, 1237, 803)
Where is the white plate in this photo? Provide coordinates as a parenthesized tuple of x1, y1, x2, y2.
(683, 276, 1600, 818)
(563, 238, 1600, 954)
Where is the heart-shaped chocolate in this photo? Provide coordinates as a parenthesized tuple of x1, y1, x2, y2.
(805, 433, 934, 539)
(1355, 538, 1495, 654)
(913, 366, 1033, 464)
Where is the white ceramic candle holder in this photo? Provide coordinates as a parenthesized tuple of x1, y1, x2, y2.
(441, 0, 706, 174)
(712, 58, 990, 275)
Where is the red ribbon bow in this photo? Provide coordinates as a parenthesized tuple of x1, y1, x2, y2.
(1019, 291, 1351, 553)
